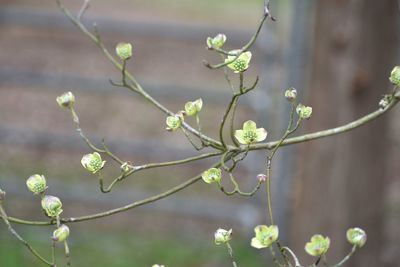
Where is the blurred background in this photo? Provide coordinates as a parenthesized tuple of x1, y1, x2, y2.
(0, 0, 399, 266)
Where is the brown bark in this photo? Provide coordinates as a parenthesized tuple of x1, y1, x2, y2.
(289, 1, 399, 266)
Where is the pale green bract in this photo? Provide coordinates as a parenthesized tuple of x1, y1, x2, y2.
(389, 66, 400, 86)
(251, 225, 279, 249)
(225, 50, 252, 73)
(346, 227, 367, 248)
(304, 234, 330, 257)
(116, 42, 133, 60)
(81, 152, 106, 174)
(214, 228, 232, 245)
(52, 225, 70, 242)
(26, 174, 47, 194)
(296, 103, 313, 119)
(201, 168, 222, 184)
(206, 33, 226, 49)
(234, 120, 267, 145)
(41, 195, 63, 218)
(184, 98, 203, 116)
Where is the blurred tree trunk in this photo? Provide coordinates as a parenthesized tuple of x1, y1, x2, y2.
(289, 1, 399, 267)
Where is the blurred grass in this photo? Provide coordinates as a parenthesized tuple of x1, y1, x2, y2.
(0, 228, 267, 267)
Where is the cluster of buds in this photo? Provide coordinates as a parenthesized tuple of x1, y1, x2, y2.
(214, 228, 232, 245)
(26, 174, 47, 195)
(116, 42, 133, 61)
(251, 225, 279, 249)
(305, 234, 330, 257)
(81, 152, 106, 174)
(201, 168, 222, 184)
(234, 120, 267, 145)
(206, 34, 227, 50)
(52, 224, 70, 242)
(56, 92, 75, 109)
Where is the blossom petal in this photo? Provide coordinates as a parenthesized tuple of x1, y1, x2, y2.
(255, 128, 268, 142)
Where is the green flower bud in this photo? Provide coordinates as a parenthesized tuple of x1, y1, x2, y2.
(166, 114, 183, 131)
(285, 87, 297, 102)
(251, 225, 279, 249)
(56, 92, 75, 109)
(26, 174, 47, 194)
(346, 227, 367, 248)
(389, 66, 400, 86)
(296, 103, 313, 119)
(0, 188, 5, 202)
(305, 235, 330, 257)
(52, 224, 70, 242)
(225, 50, 252, 73)
(207, 33, 227, 49)
(41, 195, 63, 218)
(116, 42, 133, 60)
(214, 228, 232, 245)
(120, 162, 133, 173)
(234, 120, 267, 145)
(184, 98, 203, 116)
(201, 168, 222, 184)
(81, 152, 106, 174)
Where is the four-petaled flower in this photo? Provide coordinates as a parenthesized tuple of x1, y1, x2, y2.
(81, 152, 106, 174)
(166, 114, 183, 131)
(225, 50, 252, 73)
(26, 174, 47, 194)
(234, 120, 267, 145)
(305, 234, 330, 257)
(251, 225, 279, 249)
(296, 103, 313, 120)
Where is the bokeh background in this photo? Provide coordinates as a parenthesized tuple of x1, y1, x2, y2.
(0, 0, 399, 266)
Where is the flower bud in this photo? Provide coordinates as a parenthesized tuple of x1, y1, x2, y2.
(214, 228, 232, 245)
(305, 235, 330, 257)
(284, 87, 297, 102)
(0, 188, 5, 202)
(166, 114, 183, 131)
(81, 152, 106, 174)
(389, 66, 400, 86)
(296, 103, 313, 119)
(201, 168, 222, 184)
(56, 92, 75, 109)
(251, 225, 279, 249)
(52, 224, 70, 242)
(184, 98, 203, 116)
(346, 227, 367, 248)
(207, 33, 227, 49)
(225, 50, 252, 73)
(120, 162, 133, 173)
(257, 174, 267, 182)
(116, 42, 133, 60)
(26, 174, 47, 194)
(41, 195, 63, 218)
